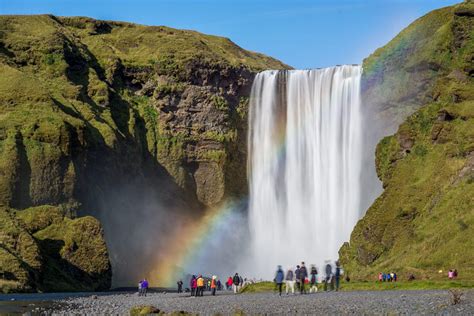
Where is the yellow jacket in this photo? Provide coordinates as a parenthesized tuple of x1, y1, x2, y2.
(197, 277, 204, 287)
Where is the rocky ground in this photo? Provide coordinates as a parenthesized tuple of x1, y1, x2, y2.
(48, 289, 474, 315)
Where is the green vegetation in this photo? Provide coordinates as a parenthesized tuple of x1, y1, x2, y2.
(0, 206, 111, 293)
(340, 1, 474, 282)
(240, 279, 474, 294)
(129, 306, 193, 315)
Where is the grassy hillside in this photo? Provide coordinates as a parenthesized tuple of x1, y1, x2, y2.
(340, 1, 474, 281)
(0, 15, 287, 292)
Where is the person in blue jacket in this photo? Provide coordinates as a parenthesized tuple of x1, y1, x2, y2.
(275, 265, 285, 296)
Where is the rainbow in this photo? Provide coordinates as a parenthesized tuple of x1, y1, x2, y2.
(149, 199, 246, 286)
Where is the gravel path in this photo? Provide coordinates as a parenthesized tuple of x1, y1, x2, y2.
(52, 289, 474, 315)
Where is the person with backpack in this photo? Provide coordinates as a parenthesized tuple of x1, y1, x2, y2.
(274, 265, 284, 296)
(232, 273, 240, 293)
(285, 268, 295, 295)
(299, 262, 308, 294)
(310, 265, 318, 293)
(226, 276, 233, 290)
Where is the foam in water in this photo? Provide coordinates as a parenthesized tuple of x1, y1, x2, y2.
(246, 66, 363, 278)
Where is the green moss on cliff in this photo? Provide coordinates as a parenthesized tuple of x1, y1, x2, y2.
(340, 1, 474, 281)
(0, 205, 111, 293)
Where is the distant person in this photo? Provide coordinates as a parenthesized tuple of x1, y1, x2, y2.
(141, 279, 149, 296)
(324, 263, 332, 291)
(285, 268, 295, 295)
(197, 275, 205, 297)
(295, 265, 301, 292)
(390, 272, 395, 282)
(378, 273, 383, 282)
(275, 265, 284, 296)
(239, 275, 244, 290)
(190, 275, 197, 296)
(448, 270, 454, 279)
(453, 269, 458, 279)
(211, 276, 217, 296)
(177, 280, 183, 293)
(382, 273, 386, 282)
(138, 280, 143, 296)
(217, 279, 222, 291)
(393, 273, 397, 282)
(335, 261, 341, 291)
(408, 274, 415, 281)
(232, 273, 240, 293)
(310, 265, 318, 293)
(299, 262, 308, 294)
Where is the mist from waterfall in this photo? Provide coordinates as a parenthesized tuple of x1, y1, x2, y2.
(246, 66, 364, 278)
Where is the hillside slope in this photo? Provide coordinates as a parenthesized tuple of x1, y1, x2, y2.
(340, 1, 474, 281)
(0, 15, 288, 292)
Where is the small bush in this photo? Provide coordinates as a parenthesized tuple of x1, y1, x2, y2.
(449, 289, 463, 305)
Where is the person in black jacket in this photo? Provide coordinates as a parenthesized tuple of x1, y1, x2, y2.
(335, 261, 341, 291)
(232, 273, 240, 293)
(324, 262, 332, 291)
(295, 265, 301, 292)
(299, 262, 308, 294)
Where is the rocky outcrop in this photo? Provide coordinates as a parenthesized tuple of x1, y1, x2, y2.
(340, 1, 474, 280)
(0, 205, 110, 292)
(0, 15, 287, 291)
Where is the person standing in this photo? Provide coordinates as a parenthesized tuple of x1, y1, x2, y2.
(299, 262, 308, 294)
(196, 275, 205, 297)
(211, 276, 217, 296)
(190, 275, 197, 296)
(295, 265, 301, 292)
(324, 263, 332, 291)
(285, 268, 295, 295)
(310, 265, 318, 293)
(232, 273, 240, 293)
(335, 261, 341, 291)
(275, 265, 284, 296)
(177, 280, 183, 293)
(138, 280, 143, 296)
(141, 279, 149, 297)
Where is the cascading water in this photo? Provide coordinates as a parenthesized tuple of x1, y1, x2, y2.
(246, 65, 363, 278)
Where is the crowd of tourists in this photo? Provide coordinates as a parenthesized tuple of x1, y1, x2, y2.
(274, 261, 343, 296)
(378, 272, 397, 282)
(176, 273, 249, 297)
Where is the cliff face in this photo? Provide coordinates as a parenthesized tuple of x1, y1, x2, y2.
(340, 2, 474, 280)
(0, 15, 288, 291)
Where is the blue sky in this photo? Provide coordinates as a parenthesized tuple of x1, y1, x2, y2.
(1, 0, 460, 68)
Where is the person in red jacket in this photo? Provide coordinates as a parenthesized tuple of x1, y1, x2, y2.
(226, 276, 233, 290)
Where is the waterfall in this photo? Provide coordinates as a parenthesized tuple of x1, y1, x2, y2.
(246, 65, 363, 278)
